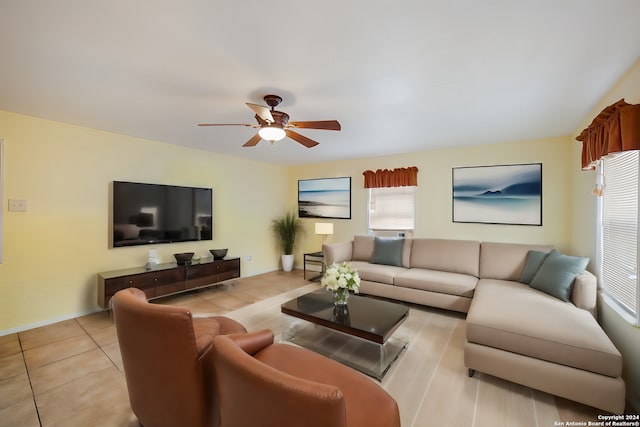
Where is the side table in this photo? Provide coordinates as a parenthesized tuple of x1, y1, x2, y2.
(303, 251, 324, 281)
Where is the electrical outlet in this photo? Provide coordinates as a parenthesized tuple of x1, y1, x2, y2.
(8, 199, 27, 212)
(246, 255, 252, 261)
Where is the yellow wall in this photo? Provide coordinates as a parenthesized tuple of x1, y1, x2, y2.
(289, 136, 573, 262)
(0, 110, 288, 333)
(570, 57, 640, 412)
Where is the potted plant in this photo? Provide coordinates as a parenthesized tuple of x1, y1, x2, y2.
(271, 211, 304, 272)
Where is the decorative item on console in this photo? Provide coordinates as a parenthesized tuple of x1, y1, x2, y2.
(144, 249, 160, 270)
(321, 262, 361, 306)
(210, 248, 228, 260)
(173, 252, 194, 265)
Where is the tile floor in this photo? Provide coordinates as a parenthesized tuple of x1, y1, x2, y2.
(0, 270, 309, 427)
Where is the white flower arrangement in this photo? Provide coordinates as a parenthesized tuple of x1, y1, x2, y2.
(321, 262, 361, 293)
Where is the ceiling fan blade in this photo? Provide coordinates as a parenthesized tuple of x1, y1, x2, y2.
(287, 120, 341, 131)
(286, 130, 319, 148)
(242, 133, 263, 147)
(254, 114, 269, 127)
(198, 123, 254, 127)
(246, 103, 274, 123)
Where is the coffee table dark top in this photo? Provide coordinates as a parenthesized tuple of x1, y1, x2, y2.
(281, 290, 409, 344)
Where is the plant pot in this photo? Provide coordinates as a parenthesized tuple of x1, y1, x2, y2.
(281, 254, 294, 272)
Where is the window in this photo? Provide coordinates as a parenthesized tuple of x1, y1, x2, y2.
(368, 186, 416, 233)
(599, 150, 639, 324)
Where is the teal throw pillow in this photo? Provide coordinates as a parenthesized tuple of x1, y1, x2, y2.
(519, 250, 550, 284)
(370, 237, 404, 267)
(529, 250, 589, 301)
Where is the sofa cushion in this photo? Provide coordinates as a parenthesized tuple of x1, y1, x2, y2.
(519, 250, 550, 284)
(394, 269, 478, 297)
(530, 250, 590, 301)
(479, 242, 553, 281)
(467, 279, 622, 378)
(352, 235, 375, 261)
(410, 239, 480, 277)
(370, 237, 404, 267)
(349, 261, 406, 285)
(352, 235, 413, 267)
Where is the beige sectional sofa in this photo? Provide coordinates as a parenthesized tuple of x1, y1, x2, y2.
(322, 236, 625, 414)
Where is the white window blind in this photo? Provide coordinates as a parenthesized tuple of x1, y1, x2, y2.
(368, 186, 416, 231)
(601, 150, 639, 320)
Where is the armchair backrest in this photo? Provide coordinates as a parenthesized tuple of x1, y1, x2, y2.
(212, 333, 348, 427)
(112, 287, 212, 427)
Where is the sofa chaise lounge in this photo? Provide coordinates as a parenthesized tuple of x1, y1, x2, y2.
(323, 236, 625, 413)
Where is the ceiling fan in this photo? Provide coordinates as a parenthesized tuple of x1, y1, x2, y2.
(198, 94, 341, 148)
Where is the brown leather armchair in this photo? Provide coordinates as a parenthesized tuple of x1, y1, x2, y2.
(111, 287, 247, 427)
(212, 329, 401, 427)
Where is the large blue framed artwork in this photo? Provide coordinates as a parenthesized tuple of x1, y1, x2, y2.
(452, 163, 542, 226)
(298, 177, 351, 219)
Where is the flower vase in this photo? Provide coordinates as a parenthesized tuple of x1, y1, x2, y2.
(333, 288, 349, 306)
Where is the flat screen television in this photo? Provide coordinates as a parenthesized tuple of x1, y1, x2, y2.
(112, 181, 213, 247)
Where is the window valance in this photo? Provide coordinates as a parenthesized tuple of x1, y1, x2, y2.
(576, 99, 640, 170)
(362, 166, 418, 188)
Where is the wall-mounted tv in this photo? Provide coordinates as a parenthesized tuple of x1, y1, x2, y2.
(112, 181, 213, 247)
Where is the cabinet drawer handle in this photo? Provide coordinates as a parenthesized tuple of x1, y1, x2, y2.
(129, 280, 133, 286)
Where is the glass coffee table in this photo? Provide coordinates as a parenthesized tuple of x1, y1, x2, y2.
(281, 290, 409, 380)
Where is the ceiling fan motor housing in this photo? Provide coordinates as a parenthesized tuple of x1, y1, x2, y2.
(263, 94, 283, 108)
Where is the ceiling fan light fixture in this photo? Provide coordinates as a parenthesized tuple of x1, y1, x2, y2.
(258, 126, 286, 142)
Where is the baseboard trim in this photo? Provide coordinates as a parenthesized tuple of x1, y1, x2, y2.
(0, 307, 103, 337)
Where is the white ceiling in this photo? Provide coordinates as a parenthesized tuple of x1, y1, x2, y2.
(1, 1, 639, 166)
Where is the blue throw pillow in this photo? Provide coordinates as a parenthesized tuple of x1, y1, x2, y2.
(369, 237, 404, 267)
(530, 250, 589, 301)
(519, 250, 550, 284)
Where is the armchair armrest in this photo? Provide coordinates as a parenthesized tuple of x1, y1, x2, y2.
(227, 329, 274, 356)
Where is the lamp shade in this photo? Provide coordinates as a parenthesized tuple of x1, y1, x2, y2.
(315, 222, 334, 235)
(258, 126, 286, 142)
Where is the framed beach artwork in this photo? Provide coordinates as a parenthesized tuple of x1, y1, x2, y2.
(452, 163, 542, 226)
(298, 177, 351, 219)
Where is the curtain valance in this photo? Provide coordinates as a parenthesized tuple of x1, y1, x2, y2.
(576, 99, 640, 170)
(362, 166, 418, 188)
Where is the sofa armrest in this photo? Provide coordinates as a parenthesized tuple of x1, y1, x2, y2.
(571, 270, 597, 317)
(322, 242, 353, 266)
(227, 329, 274, 356)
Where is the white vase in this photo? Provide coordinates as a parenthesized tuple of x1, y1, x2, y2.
(281, 254, 294, 272)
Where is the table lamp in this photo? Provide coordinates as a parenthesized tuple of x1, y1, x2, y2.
(314, 222, 334, 251)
